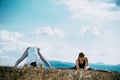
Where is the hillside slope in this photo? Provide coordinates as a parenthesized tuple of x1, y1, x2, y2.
(0, 66, 120, 80)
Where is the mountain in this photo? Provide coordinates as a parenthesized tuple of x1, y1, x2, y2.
(47, 60, 120, 73)
(90, 63, 120, 73)
(94, 62, 108, 65)
(19, 60, 120, 73)
(49, 60, 75, 68)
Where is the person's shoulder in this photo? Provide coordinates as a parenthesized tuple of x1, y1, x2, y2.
(85, 57, 88, 58)
(76, 59, 79, 62)
(76, 59, 78, 61)
(84, 57, 88, 60)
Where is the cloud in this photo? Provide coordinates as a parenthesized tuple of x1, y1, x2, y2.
(0, 29, 23, 42)
(31, 26, 64, 38)
(0, 29, 38, 65)
(79, 25, 111, 37)
(0, 28, 119, 65)
(0, 49, 4, 55)
(0, 28, 67, 65)
(0, 29, 36, 52)
(87, 47, 120, 65)
(56, 0, 120, 21)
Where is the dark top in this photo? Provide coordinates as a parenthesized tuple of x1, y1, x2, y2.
(69, 59, 86, 69)
(79, 60, 86, 68)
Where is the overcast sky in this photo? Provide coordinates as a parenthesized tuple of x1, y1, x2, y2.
(0, 0, 120, 66)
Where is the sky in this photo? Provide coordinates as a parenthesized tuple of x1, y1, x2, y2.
(0, 0, 120, 66)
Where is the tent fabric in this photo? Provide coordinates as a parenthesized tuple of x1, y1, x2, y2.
(14, 47, 50, 68)
(26, 47, 41, 65)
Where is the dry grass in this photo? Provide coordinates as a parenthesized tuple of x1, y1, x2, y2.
(0, 66, 120, 80)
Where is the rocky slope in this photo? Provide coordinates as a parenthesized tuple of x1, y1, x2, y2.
(0, 66, 120, 80)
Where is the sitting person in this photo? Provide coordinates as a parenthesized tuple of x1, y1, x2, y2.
(76, 52, 89, 70)
(70, 52, 89, 70)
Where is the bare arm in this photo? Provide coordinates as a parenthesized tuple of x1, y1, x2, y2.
(85, 57, 89, 66)
(76, 59, 79, 70)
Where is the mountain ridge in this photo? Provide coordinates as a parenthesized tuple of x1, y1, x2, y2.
(48, 60, 120, 73)
(18, 60, 120, 73)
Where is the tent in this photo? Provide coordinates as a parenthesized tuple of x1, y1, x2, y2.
(14, 47, 50, 68)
